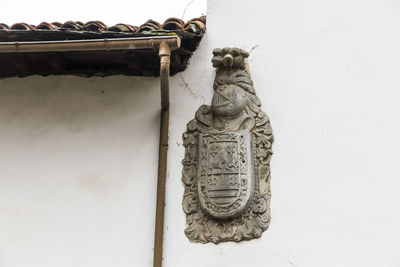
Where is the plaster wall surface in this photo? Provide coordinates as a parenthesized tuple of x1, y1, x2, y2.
(0, 76, 161, 267)
(0, 0, 400, 267)
(164, 0, 400, 267)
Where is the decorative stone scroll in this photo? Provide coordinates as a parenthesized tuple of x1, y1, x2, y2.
(182, 47, 274, 244)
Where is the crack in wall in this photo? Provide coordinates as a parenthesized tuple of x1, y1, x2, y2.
(288, 259, 298, 267)
(249, 44, 261, 55)
(179, 73, 206, 104)
(181, 0, 195, 20)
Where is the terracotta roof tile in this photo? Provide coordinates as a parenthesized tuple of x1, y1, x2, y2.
(107, 23, 138, 33)
(183, 17, 206, 33)
(51, 22, 62, 28)
(61, 21, 84, 30)
(137, 19, 161, 32)
(0, 23, 9, 30)
(162, 17, 185, 30)
(0, 16, 206, 35)
(83, 21, 108, 32)
(36, 22, 58, 30)
(10, 22, 34, 30)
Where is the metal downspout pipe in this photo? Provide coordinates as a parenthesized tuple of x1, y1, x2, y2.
(153, 41, 170, 267)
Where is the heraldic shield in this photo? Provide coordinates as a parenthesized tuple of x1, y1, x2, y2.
(182, 48, 274, 244)
(198, 132, 254, 219)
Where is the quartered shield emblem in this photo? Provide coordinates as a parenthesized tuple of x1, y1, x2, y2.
(198, 131, 254, 219)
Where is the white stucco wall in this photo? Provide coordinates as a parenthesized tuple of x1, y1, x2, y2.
(164, 0, 400, 267)
(1, 0, 400, 267)
(0, 76, 163, 267)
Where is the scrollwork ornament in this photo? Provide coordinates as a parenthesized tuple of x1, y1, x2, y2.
(182, 47, 274, 243)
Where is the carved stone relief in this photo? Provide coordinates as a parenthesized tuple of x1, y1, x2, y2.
(182, 47, 274, 244)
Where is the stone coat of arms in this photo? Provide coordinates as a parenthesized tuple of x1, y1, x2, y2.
(182, 47, 274, 243)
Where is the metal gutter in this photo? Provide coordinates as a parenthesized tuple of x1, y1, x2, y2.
(0, 35, 180, 53)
